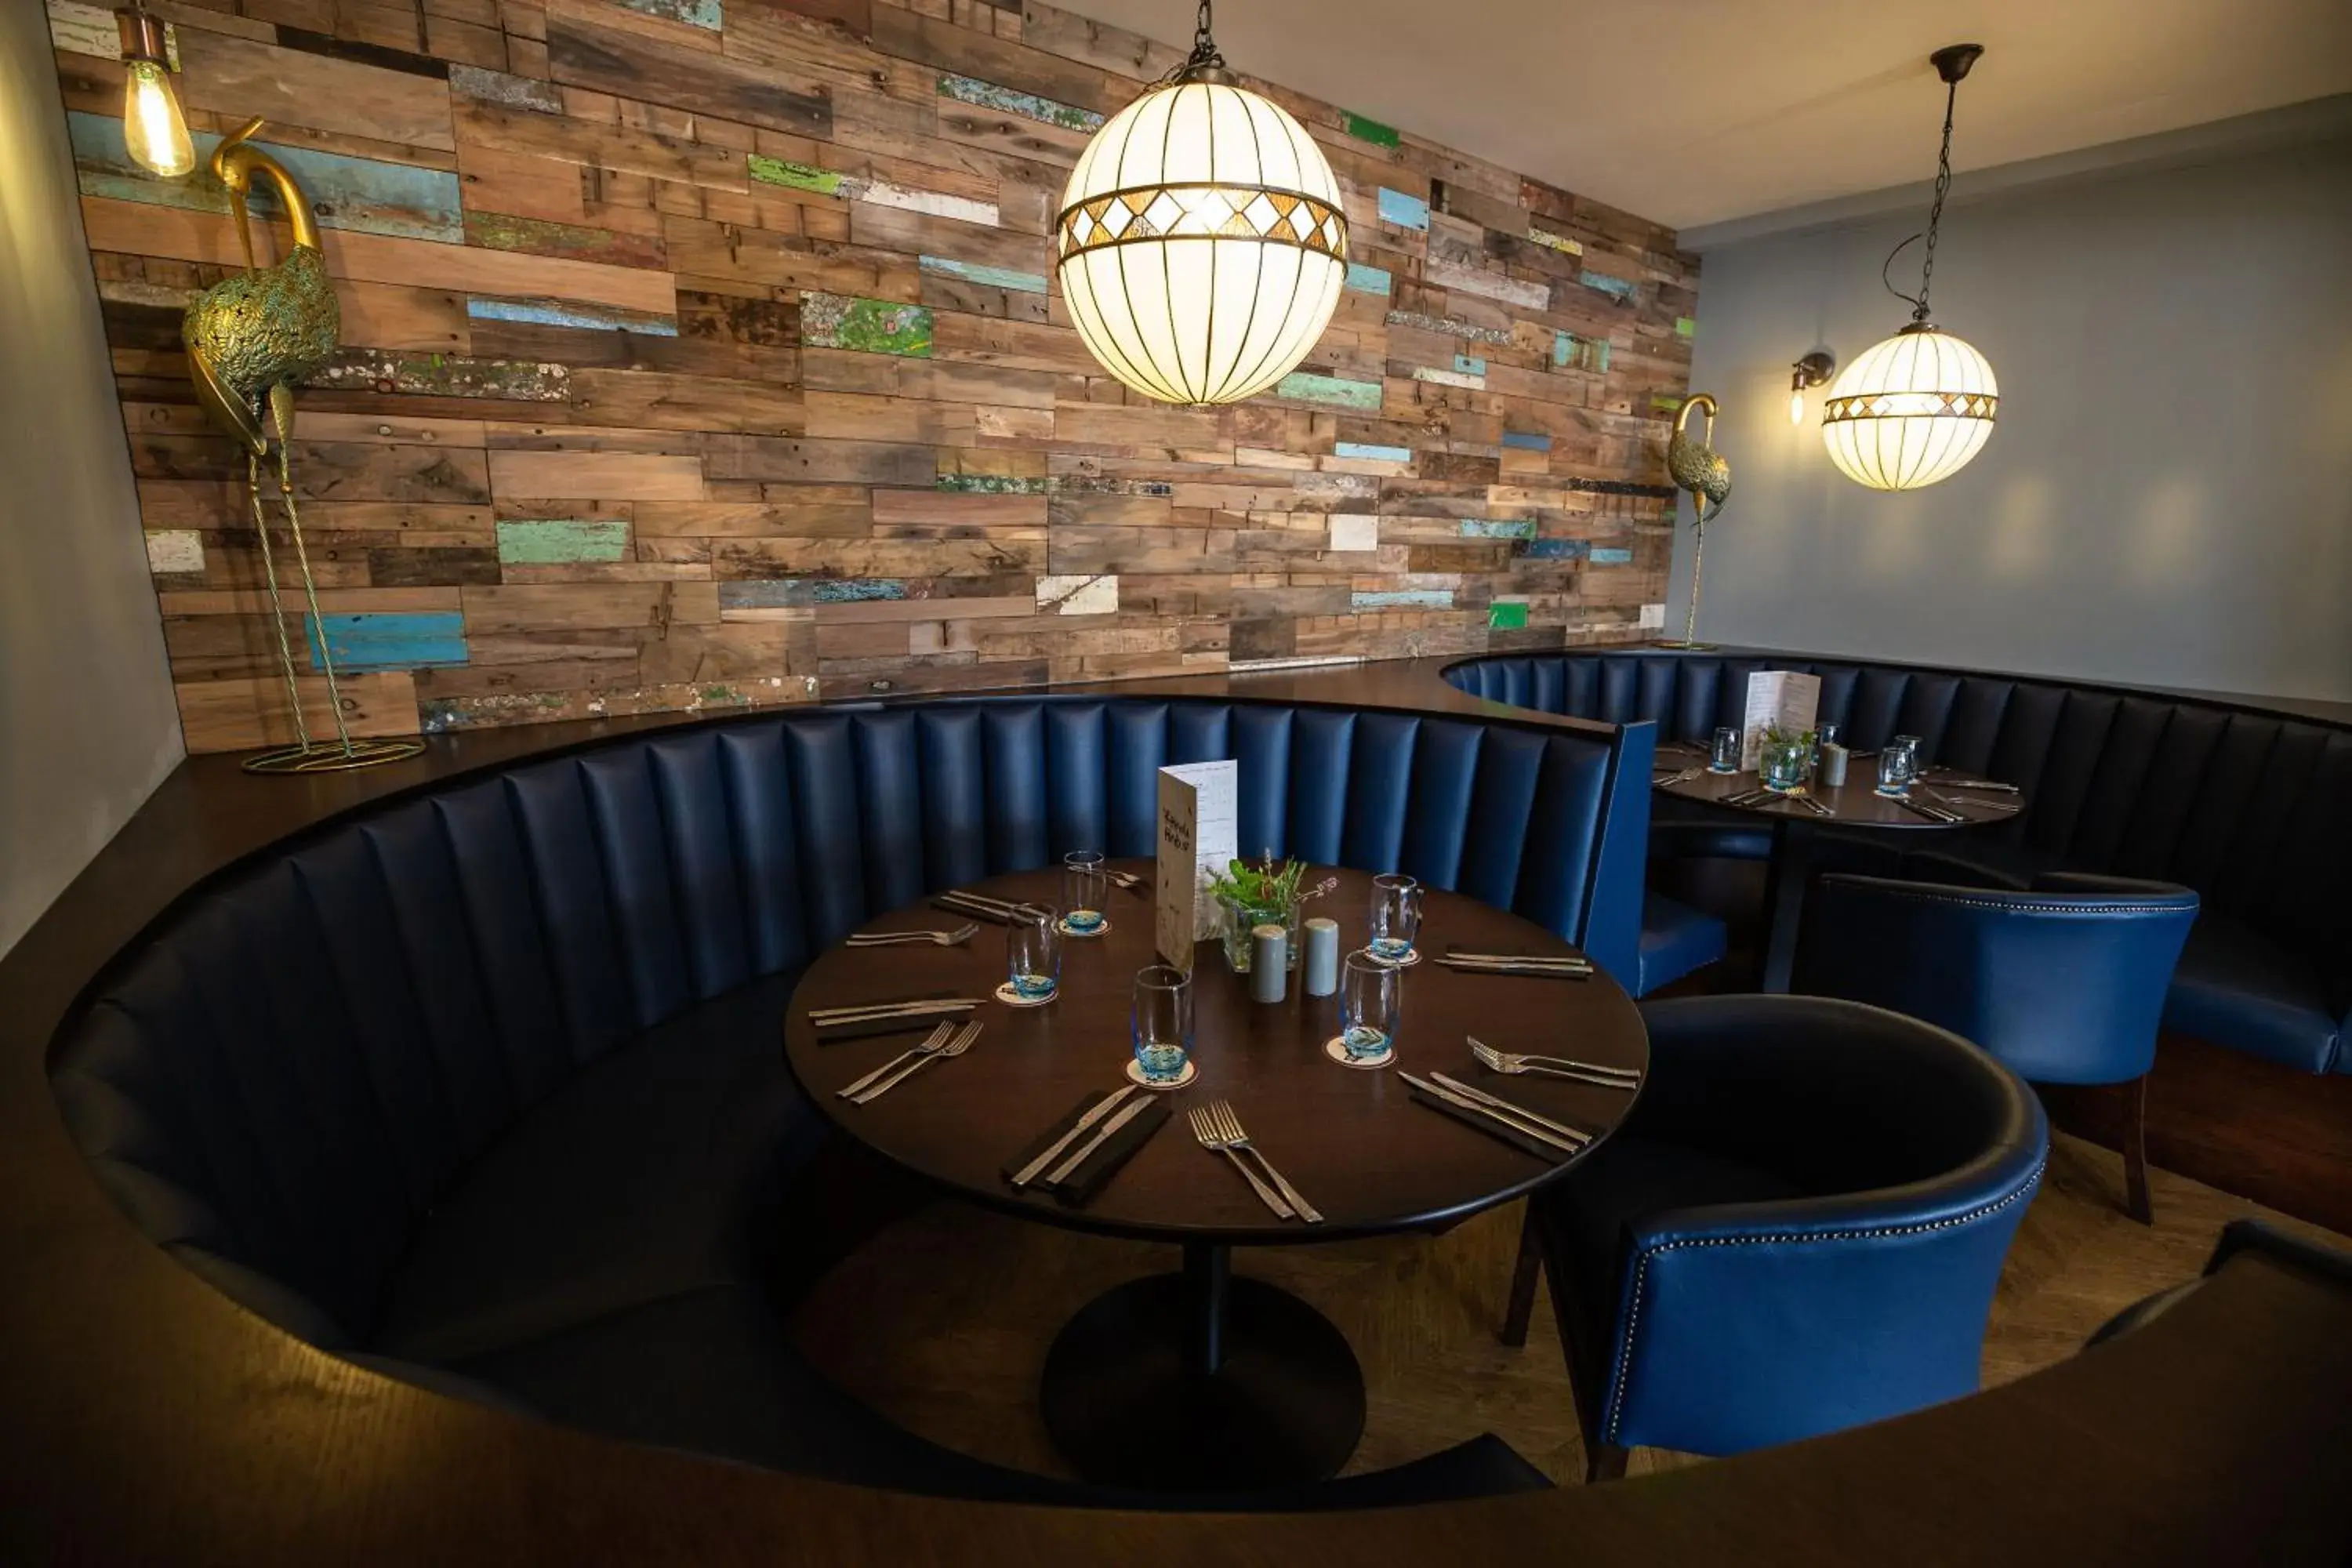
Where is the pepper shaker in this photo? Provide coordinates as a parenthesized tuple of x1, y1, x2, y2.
(1250, 924, 1288, 1004)
(1820, 742, 1849, 788)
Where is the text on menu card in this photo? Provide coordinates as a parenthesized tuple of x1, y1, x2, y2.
(1155, 760, 1238, 972)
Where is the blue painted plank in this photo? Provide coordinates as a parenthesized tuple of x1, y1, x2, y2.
(1501, 430, 1553, 452)
(306, 612, 468, 671)
(466, 297, 680, 336)
(1454, 354, 1486, 376)
(1276, 372, 1384, 411)
(1352, 589, 1454, 610)
(1581, 271, 1640, 303)
(920, 254, 1050, 294)
(1459, 519, 1537, 540)
(1376, 187, 1430, 230)
(1589, 547, 1635, 565)
(1344, 263, 1392, 296)
(1334, 441, 1412, 463)
(69, 112, 463, 243)
(1522, 539, 1590, 561)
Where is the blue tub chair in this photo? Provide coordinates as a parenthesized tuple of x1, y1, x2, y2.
(1794, 871, 2198, 1221)
(1512, 996, 2046, 1480)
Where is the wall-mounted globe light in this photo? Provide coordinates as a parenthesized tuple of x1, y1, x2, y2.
(1054, 1, 1348, 407)
(1821, 45, 2000, 491)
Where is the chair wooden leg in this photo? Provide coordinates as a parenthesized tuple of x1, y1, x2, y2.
(1500, 1205, 1543, 1348)
(1584, 1441, 1630, 1483)
(2122, 1073, 2153, 1225)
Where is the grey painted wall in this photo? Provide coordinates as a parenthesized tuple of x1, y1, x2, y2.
(0, 2, 183, 956)
(1674, 132, 2352, 702)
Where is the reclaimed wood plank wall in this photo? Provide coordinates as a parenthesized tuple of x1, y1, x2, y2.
(49, 0, 1698, 751)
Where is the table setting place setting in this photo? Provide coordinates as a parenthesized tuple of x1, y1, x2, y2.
(802, 851, 1641, 1218)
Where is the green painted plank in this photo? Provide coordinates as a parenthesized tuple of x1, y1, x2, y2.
(1341, 111, 1399, 148)
(1275, 372, 1382, 412)
(306, 350, 572, 401)
(68, 111, 461, 243)
(463, 210, 666, 270)
(1675, 317, 1697, 339)
(937, 73, 1104, 132)
(496, 519, 630, 564)
(1488, 601, 1530, 630)
(920, 254, 1048, 294)
(801, 292, 933, 357)
(746, 153, 843, 196)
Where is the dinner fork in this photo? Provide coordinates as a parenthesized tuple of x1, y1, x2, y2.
(1470, 1037, 1640, 1091)
(848, 1020, 982, 1103)
(1187, 1106, 1293, 1219)
(836, 1020, 953, 1099)
(844, 923, 979, 948)
(1653, 767, 1703, 786)
(1209, 1101, 1321, 1224)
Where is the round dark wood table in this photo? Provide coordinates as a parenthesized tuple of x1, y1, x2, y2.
(1654, 746, 2026, 991)
(783, 863, 1648, 1493)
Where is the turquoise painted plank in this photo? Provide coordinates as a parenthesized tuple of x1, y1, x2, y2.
(1334, 441, 1412, 463)
(919, 254, 1049, 294)
(1276, 372, 1383, 411)
(466, 297, 680, 336)
(68, 112, 463, 243)
(1552, 331, 1610, 373)
(1581, 271, 1640, 303)
(1589, 547, 1635, 565)
(496, 519, 630, 564)
(1523, 539, 1589, 561)
(306, 612, 467, 671)
(937, 72, 1104, 132)
(1459, 519, 1536, 540)
(1376, 188, 1429, 230)
(1454, 354, 1486, 376)
(720, 579, 909, 608)
(615, 0, 721, 28)
(1501, 430, 1553, 452)
(1344, 263, 1392, 296)
(1352, 589, 1454, 610)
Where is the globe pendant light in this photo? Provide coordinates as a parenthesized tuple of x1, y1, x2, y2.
(1055, 1, 1348, 407)
(1821, 45, 1999, 492)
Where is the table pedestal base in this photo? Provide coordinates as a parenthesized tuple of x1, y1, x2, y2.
(1040, 1243, 1365, 1491)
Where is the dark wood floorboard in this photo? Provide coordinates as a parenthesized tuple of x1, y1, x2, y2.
(789, 1133, 2343, 1486)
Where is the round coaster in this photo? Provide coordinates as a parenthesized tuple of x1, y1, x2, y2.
(1324, 1036, 1396, 1071)
(1366, 947, 1421, 969)
(1126, 1056, 1197, 1091)
(1058, 916, 1112, 938)
(1705, 764, 1740, 775)
(995, 981, 1058, 1008)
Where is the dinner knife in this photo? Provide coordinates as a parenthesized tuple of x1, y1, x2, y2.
(1044, 1093, 1155, 1187)
(1400, 1073, 1581, 1154)
(1011, 1084, 1142, 1188)
(1428, 1071, 1592, 1145)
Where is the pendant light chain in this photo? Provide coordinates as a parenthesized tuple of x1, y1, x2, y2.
(1165, 0, 1225, 82)
(1914, 74, 1961, 324)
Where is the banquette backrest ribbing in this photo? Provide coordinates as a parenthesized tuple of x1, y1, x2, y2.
(50, 694, 1650, 1352)
(1448, 652, 2352, 1073)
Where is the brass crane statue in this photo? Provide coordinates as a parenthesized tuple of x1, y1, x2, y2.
(182, 118, 422, 773)
(1661, 392, 1732, 648)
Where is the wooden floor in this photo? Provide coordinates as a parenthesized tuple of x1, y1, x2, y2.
(791, 1132, 2345, 1486)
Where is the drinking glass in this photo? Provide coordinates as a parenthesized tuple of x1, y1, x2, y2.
(1005, 902, 1063, 1001)
(1131, 964, 1193, 1083)
(1708, 725, 1740, 774)
(1759, 735, 1810, 793)
(1367, 873, 1421, 966)
(1341, 949, 1400, 1062)
(1877, 735, 1922, 797)
(1061, 850, 1108, 935)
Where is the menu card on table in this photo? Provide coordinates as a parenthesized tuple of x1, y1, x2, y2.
(1741, 670, 1822, 769)
(1156, 760, 1238, 973)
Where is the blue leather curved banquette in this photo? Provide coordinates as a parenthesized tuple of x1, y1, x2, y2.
(48, 693, 1648, 1499)
(1447, 652, 2352, 1076)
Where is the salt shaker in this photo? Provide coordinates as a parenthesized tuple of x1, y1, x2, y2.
(1302, 917, 1341, 996)
(1820, 742, 1849, 788)
(1250, 924, 1288, 1004)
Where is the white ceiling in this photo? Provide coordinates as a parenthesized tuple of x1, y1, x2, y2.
(1063, 0, 2352, 234)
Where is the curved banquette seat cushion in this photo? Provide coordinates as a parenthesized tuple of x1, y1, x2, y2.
(49, 693, 1644, 1504)
(1448, 652, 2352, 1074)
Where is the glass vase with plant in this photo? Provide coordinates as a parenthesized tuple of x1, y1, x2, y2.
(1759, 723, 1816, 793)
(1206, 853, 1335, 973)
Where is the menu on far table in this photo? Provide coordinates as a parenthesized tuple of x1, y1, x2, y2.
(1156, 760, 1238, 973)
(1741, 670, 1822, 770)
